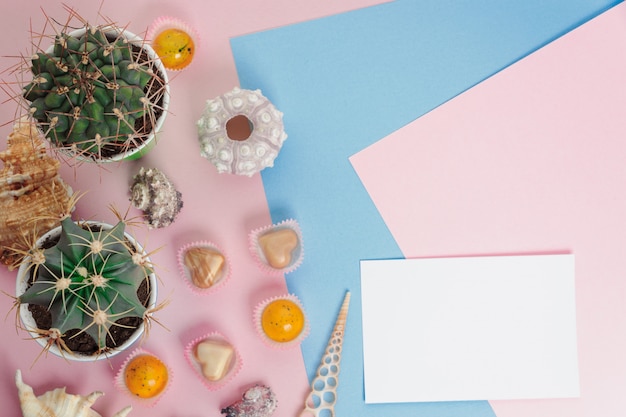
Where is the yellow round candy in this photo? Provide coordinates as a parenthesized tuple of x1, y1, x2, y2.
(261, 299, 305, 343)
(152, 28, 195, 70)
(124, 354, 169, 398)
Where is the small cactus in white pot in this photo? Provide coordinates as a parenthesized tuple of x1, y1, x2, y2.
(17, 8, 170, 163)
(14, 203, 162, 361)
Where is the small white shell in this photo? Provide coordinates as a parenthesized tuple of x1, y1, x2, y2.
(15, 369, 132, 417)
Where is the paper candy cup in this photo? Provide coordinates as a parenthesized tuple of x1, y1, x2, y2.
(249, 219, 304, 276)
(114, 348, 172, 408)
(184, 331, 242, 391)
(147, 16, 199, 71)
(253, 293, 310, 350)
(177, 240, 231, 295)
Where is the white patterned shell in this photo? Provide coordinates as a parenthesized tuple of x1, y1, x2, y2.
(299, 292, 351, 417)
(15, 369, 132, 417)
(197, 87, 287, 176)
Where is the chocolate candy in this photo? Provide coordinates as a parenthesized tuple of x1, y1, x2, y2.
(258, 228, 299, 269)
(193, 339, 235, 381)
(123, 354, 169, 399)
(183, 246, 225, 289)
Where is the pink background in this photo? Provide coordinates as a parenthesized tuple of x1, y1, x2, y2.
(351, 3, 626, 416)
(0, 1, 388, 416)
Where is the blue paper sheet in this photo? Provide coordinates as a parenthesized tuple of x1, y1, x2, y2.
(231, 1, 620, 415)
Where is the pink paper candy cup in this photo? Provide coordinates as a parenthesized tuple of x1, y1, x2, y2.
(249, 219, 304, 276)
(177, 240, 231, 295)
(253, 293, 310, 350)
(184, 331, 242, 391)
(114, 348, 172, 408)
(147, 16, 199, 71)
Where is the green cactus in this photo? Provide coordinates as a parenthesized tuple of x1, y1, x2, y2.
(21, 23, 167, 161)
(17, 215, 155, 356)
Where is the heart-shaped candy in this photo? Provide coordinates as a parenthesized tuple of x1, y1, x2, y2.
(258, 228, 299, 269)
(193, 339, 234, 382)
(184, 247, 225, 288)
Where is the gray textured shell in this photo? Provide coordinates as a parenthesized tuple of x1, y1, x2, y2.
(130, 167, 183, 229)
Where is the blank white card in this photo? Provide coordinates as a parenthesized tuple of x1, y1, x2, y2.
(360, 254, 579, 403)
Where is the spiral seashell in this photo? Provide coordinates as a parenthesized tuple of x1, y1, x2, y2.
(130, 167, 183, 229)
(130, 182, 150, 211)
(15, 369, 132, 417)
(299, 291, 351, 417)
(0, 116, 73, 268)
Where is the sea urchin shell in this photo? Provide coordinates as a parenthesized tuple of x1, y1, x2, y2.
(197, 87, 287, 177)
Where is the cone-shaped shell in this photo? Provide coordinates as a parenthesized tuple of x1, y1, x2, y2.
(299, 291, 351, 417)
(0, 116, 72, 268)
(15, 369, 132, 417)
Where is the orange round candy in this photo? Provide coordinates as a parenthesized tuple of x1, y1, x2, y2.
(124, 354, 169, 398)
(152, 28, 195, 70)
(261, 299, 305, 343)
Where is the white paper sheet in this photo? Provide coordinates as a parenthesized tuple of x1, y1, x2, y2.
(360, 254, 579, 403)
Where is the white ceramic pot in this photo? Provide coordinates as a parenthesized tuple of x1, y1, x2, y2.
(16, 221, 158, 361)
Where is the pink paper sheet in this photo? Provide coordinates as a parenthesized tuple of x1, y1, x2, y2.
(350, 3, 626, 416)
(0, 1, 388, 416)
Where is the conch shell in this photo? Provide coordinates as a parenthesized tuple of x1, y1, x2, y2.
(0, 116, 72, 268)
(15, 369, 132, 417)
(299, 291, 351, 417)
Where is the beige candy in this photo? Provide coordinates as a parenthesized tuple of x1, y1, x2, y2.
(184, 247, 225, 288)
(194, 339, 234, 381)
(258, 228, 299, 269)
